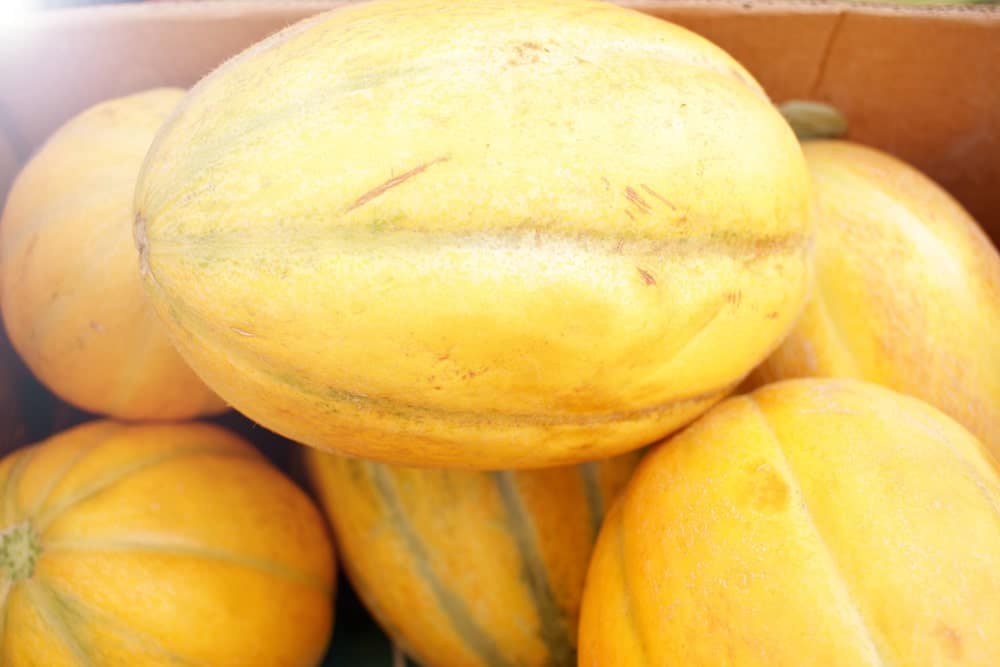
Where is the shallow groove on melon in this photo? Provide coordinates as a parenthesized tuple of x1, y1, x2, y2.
(34, 448, 260, 532)
(2, 448, 35, 526)
(894, 409, 1000, 522)
(26, 423, 124, 519)
(43, 536, 333, 595)
(614, 511, 649, 665)
(24, 578, 95, 666)
(367, 463, 514, 667)
(747, 397, 894, 666)
(34, 579, 201, 667)
(147, 226, 808, 259)
(492, 471, 574, 665)
(142, 271, 736, 428)
(577, 462, 605, 538)
(0, 578, 11, 652)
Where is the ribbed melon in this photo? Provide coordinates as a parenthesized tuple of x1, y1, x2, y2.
(747, 140, 1000, 457)
(0, 420, 335, 666)
(134, 0, 812, 468)
(304, 448, 640, 667)
(0, 89, 226, 421)
(580, 379, 1000, 666)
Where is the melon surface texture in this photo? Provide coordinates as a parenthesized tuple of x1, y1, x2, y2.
(0, 420, 336, 666)
(580, 378, 1000, 666)
(135, 0, 812, 467)
(305, 449, 640, 667)
(749, 140, 1000, 457)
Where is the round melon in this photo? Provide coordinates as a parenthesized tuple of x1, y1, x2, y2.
(580, 378, 1000, 666)
(304, 448, 640, 667)
(134, 0, 812, 468)
(0, 420, 335, 666)
(746, 140, 1000, 457)
(0, 89, 227, 421)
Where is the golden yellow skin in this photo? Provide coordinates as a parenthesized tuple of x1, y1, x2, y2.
(580, 379, 1000, 666)
(748, 140, 1000, 458)
(304, 448, 640, 667)
(0, 420, 335, 667)
(0, 89, 227, 420)
(135, 0, 812, 468)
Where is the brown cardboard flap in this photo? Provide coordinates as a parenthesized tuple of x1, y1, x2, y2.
(1, 0, 998, 240)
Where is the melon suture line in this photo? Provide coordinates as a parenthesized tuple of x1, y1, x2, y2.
(34, 448, 259, 532)
(368, 464, 514, 667)
(143, 264, 738, 427)
(493, 471, 575, 665)
(747, 396, 894, 667)
(43, 535, 332, 596)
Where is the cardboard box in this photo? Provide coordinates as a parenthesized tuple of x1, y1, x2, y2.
(1, 0, 998, 242)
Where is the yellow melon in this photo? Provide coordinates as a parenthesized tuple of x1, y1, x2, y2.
(747, 140, 1000, 457)
(0, 420, 335, 666)
(0, 89, 226, 421)
(304, 448, 640, 667)
(134, 0, 812, 468)
(580, 378, 1000, 666)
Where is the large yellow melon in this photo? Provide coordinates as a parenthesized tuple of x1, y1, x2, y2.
(0, 89, 227, 421)
(304, 448, 640, 667)
(747, 140, 1000, 457)
(0, 420, 335, 666)
(134, 0, 812, 468)
(580, 379, 1000, 666)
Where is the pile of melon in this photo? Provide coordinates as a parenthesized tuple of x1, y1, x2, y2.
(1, 1, 997, 665)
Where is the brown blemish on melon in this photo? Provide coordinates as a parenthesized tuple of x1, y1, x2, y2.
(744, 461, 790, 512)
(624, 187, 652, 214)
(640, 184, 676, 211)
(507, 41, 547, 66)
(22, 236, 38, 261)
(134, 212, 150, 277)
(934, 622, 963, 659)
(346, 156, 450, 213)
(636, 267, 656, 286)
